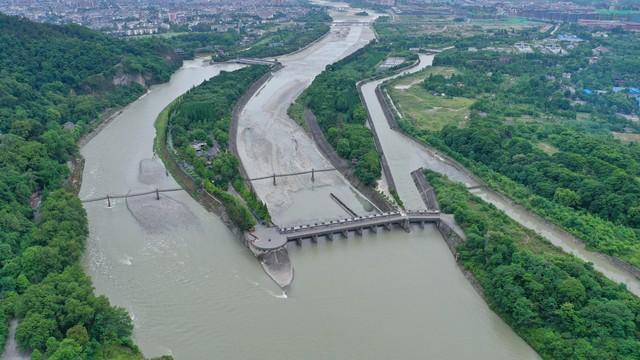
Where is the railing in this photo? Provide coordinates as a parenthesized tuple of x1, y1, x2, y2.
(243, 167, 342, 184)
(278, 209, 440, 235)
(81, 188, 183, 204)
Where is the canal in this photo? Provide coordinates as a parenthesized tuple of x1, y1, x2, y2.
(79, 4, 539, 360)
(362, 54, 640, 297)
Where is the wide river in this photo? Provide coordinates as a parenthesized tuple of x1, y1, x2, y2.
(79, 2, 539, 359)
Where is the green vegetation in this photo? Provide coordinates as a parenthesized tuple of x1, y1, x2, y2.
(286, 101, 307, 130)
(427, 171, 640, 359)
(387, 67, 473, 131)
(234, 9, 330, 59)
(392, 27, 640, 267)
(296, 43, 417, 185)
(0, 14, 181, 138)
(165, 66, 272, 230)
(293, 13, 540, 188)
(127, 8, 330, 62)
(0, 13, 188, 358)
(373, 14, 544, 48)
(157, 31, 241, 58)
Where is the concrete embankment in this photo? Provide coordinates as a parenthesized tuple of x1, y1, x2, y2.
(154, 103, 236, 230)
(303, 109, 394, 212)
(156, 79, 294, 289)
(410, 168, 439, 211)
(356, 81, 397, 193)
(376, 85, 399, 129)
(227, 63, 296, 289)
(230, 63, 284, 194)
(410, 168, 487, 300)
(375, 63, 640, 295)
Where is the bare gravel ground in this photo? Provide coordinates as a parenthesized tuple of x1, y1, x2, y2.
(236, 8, 380, 226)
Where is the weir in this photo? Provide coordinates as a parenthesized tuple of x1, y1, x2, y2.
(249, 210, 441, 250)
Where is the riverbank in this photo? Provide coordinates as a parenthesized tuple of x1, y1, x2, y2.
(409, 167, 487, 301)
(230, 63, 284, 193)
(373, 56, 640, 296)
(154, 64, 295, 289)
(303, 109, 393, 212)
(426, 170, 640, 359)
(153, 103, 236, 230)
(78, 5, 541, 358)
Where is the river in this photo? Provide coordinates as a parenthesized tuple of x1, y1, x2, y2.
(361, 53, 640, 296)
(79, 4, 539, 360)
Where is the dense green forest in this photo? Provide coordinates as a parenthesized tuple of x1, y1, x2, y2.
(0, 13, 189, 359)
(0, 14, 182, 138)
(391, 27, 640, 267)
(427, 171, 640, 359)
(296, 43, 416, 185)
(0, 7, 335, 357)
(164, 66, 271, 230)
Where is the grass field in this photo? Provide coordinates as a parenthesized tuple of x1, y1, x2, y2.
(388, 67, 474, 131)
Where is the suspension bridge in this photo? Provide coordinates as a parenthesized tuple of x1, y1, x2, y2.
(80, 167, 341, 204)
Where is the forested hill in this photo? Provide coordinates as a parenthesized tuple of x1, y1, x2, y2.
(0, 13, 181, 360)
(0, 13, 181, 137)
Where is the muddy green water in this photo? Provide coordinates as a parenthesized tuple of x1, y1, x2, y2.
(79, 4, 539, 360)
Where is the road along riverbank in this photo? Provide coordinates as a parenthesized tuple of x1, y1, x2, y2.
(366, 53, 640, 297)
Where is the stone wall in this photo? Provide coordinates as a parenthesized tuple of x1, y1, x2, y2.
(229, 63, 284, 194)
(304, 109, 395, 212)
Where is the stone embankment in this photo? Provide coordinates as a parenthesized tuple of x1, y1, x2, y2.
(410, 168, 439, 211)
(154, 104, 235, 230)
(356, 81, 397, 193)
(226, 62, 298, 289)
(230, 63, 284, 194)
(410, 168, 487, 299)
(376, 67, 640, 294)
(303, 109, 394, 212)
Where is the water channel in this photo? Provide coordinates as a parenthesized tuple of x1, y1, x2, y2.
(79, 3, 539, 359)
(362, 53, 640, 297)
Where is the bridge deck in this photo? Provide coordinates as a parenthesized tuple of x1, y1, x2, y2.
(250, 210, 441, 250)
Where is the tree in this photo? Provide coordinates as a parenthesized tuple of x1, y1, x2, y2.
(16, 313, 57, 351)
(557, 277, 586, 304)
(47, 338, 84, 360)
(553, 188, 580, 208)
(336, 138, 351, 158)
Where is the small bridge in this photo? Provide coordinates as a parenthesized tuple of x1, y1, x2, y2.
(82, 167, 341, 206)
(229, 58, 280, 66)
(80, 188, 183, 205)
(333, 21, 370, 26)
(243, 167, 341, 185)
(250, 210, 441, 249)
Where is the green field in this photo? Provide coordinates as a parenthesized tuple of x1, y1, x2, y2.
(388, 67, 474, 131)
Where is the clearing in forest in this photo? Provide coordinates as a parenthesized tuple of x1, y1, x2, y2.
(388, 66, 474, 131)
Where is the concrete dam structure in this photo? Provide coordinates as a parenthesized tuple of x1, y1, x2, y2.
(250, 210, 442, 250)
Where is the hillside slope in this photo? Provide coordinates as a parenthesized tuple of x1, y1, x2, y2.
(0, 13, 182, 360)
